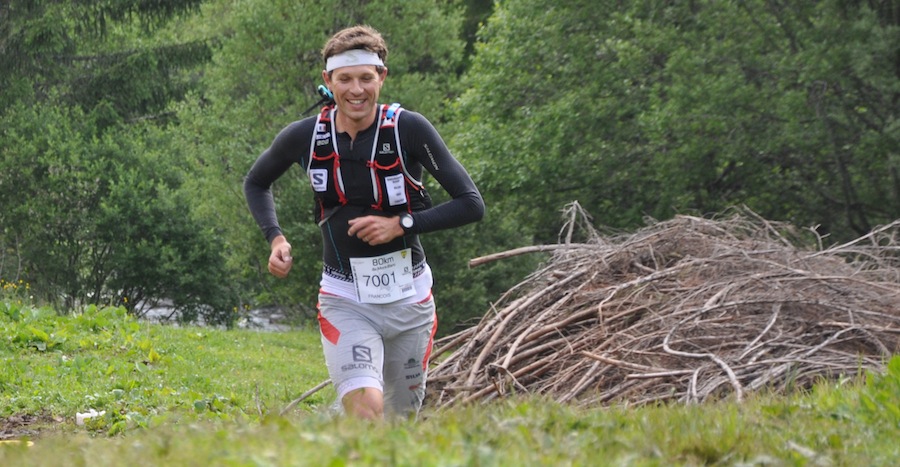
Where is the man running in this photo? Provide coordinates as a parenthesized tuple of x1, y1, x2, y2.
(244, 25, 484, 419)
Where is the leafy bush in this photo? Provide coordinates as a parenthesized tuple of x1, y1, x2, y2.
(0, 102, 237, 324)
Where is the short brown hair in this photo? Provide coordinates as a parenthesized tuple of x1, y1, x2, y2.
(322, 25, 388, 65)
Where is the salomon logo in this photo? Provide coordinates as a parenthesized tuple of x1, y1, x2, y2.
(309, 169, 328, 192)
(352, 345, 372, 363)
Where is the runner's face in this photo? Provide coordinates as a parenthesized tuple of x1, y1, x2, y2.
(323, 65, 386, 132)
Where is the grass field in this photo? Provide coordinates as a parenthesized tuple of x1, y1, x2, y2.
(2, 303, 899, 465)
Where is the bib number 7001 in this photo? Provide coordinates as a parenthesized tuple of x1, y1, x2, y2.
(361, 272, 398, 287)
(350, 249, 415, 304)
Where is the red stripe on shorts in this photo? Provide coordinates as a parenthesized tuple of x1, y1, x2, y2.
(317, 311, 341, 345)
(422, 311, 438, 371)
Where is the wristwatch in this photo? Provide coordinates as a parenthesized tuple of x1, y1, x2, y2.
(399, 213, 415, 233)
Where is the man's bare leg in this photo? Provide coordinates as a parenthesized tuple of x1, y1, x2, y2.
(342, 387, 384, 420)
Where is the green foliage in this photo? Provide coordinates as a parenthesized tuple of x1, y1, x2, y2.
(0, 101, 236, 323)
(641, 1, 900, 239)
(0, 303, 128, 355)
(0, 0, 210, 120)
(0, 0, 236, 323)
(0, 279, 32, 306)
(855, 356, 900, 427)
(451, 0, 900, 246)
(450, 0, 653, 244)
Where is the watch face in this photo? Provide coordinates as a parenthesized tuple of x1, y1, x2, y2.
(402, 215, 414, 228)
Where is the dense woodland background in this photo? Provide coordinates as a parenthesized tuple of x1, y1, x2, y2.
(0, 0, 897, 333)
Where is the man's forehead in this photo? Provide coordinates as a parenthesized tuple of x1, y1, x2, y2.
(330, 65, 381, 78)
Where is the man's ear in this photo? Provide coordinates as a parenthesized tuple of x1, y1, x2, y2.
(322, 69, 331, 86)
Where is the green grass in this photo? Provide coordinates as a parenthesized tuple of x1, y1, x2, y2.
(0, 303, 332, 422)
(2, 302, 900, 466)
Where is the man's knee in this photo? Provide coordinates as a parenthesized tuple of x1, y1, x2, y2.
(342, 387, 384, 420)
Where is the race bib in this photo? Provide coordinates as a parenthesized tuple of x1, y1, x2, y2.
(350, 249, 416, 304)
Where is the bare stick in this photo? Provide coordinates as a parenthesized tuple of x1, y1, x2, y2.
(280, 379, 332, 416)
(255, 383, 263, 417)
(468, 244, 597, 268)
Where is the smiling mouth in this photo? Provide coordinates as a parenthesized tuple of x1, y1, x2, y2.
(348, 99, 365, 105)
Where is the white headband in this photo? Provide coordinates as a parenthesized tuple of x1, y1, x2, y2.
(325, 49, 384, 72)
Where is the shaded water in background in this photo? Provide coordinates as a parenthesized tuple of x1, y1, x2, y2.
(140, 301, 298, 332)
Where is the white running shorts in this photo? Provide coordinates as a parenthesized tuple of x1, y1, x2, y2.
(317, 292, 437, 417)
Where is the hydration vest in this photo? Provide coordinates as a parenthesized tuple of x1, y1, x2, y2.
(307, 103, 431, 224)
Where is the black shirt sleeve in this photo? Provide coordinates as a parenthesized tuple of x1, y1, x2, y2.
(397, 110, 485, 234)
(243, 118, 315, 244)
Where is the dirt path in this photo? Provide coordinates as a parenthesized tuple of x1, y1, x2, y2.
(0, 413, 62, 440)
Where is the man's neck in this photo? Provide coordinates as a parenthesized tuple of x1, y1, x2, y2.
(335, 108, 378, 141)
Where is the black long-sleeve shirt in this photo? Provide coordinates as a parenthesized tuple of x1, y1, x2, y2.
(244, 107, 484, 279)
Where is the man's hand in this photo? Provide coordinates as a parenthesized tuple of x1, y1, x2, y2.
(268, 236, 293, 278)
(347, 215, 403, 245)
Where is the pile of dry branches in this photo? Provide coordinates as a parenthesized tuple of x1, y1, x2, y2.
(427, 203, 900, 408)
